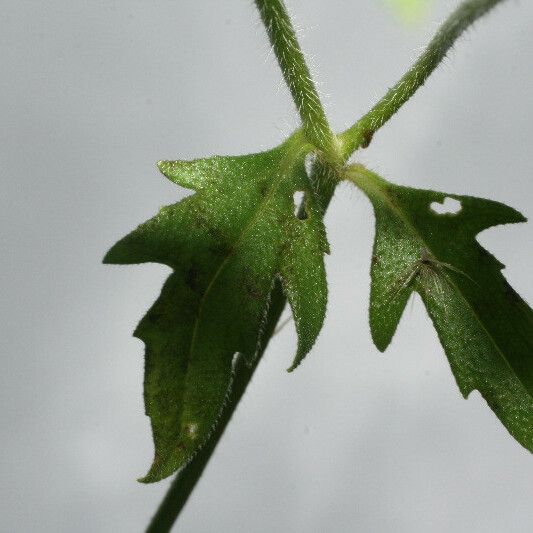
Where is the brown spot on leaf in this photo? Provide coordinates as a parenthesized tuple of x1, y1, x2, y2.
(245, 279, 263, 301)
(241, 267, 266, 301)
(361, 129, 374, 149)
(175, 441, 187, 453)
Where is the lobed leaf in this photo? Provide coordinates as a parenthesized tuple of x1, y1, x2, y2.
(104, 135, 328, 482)
(347, 166, 533, 451)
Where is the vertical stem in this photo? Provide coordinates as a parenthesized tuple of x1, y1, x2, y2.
(255, 0, 341, 163)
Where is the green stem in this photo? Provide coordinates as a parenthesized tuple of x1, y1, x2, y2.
(254, 0, 341, 163)
(339, 0, 507, 159)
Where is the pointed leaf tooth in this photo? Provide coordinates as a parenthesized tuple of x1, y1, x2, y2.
(282, 215, 328, 371)
(157, 158, 213, 190)
(452, 193, 527, 234)
(103, 204, 186, 267)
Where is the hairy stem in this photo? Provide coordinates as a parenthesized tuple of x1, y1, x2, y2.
(339, 0, 507, 159)
(255, 0, 341, 163)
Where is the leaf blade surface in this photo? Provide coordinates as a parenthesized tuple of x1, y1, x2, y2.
(348, 166, 533, 450)
(105, 137, 328, 481)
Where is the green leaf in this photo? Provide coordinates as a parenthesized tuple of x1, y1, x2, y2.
(347, 165, 533, 451)
(104, 134, 328, 482)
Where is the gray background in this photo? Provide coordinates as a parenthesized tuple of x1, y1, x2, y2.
(1, 1, 532, 531)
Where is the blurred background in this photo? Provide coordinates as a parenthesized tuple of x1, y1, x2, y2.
(1, 1, 532, 531)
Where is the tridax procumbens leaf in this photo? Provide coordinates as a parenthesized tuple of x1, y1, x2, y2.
(346, 164, 533, 451)
(104, 133, 329, 482)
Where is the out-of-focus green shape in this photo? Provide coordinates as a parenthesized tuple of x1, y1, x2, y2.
(347, 165, 533, 451)
(384, 0, 432, 25)
(104, 134, 328, 482)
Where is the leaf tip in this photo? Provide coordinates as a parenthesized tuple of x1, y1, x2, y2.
(156, 159, 168, 172)
(137, 453, 180, 484)
(370, 328, 392, 353)
(137, 465, 161, 484)
(156, 160, 178, 182)
(286, 349, 304, 372)
(102, 238, 136, 265)
(498, 203, 527, 226)
(157, 159, 201, 190)
(102, 244, 120, 265)
(286, 362, 299, 373)
(157, 159, 179, 182)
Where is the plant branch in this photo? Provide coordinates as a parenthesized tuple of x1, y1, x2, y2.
(339, 0, 507, 159)
(255, 0, 341, 163)
(144, 1, 512, 530)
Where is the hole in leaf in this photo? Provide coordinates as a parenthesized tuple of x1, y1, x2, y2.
(430, 197, 462, 215)
(293, 191, 307, 219)
(304, 154, 314, 177)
